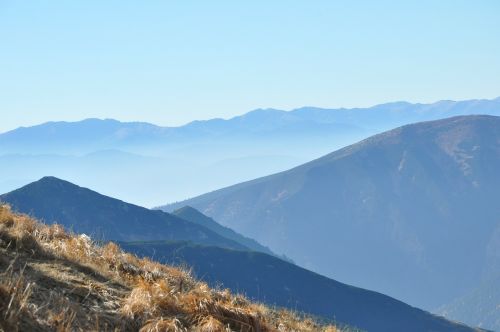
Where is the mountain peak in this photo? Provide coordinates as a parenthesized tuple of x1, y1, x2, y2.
(174, 205, 207, 219)
(10, 176, 101, 199)
(0, 179, 248, 250)
(37, 176, 72, 185)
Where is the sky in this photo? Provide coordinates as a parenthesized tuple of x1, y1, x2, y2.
(0, 0, 499, 132)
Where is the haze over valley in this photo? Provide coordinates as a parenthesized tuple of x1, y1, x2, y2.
(1, 97, 499, 207)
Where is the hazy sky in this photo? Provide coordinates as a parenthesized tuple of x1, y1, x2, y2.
(1, 0, 499, 132)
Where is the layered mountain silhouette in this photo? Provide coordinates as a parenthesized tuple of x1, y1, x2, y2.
(122, 241, 477, 332)
(0, 177, 479, 331)
(1, 98, 499, 155)
(2, 103, 500, 330)
(1, 98, 499, 207)
(162, 115, 500, 314)
(0, 177, 480, 331)
(0, 177, 248, 250)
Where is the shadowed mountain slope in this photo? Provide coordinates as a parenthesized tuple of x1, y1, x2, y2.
(172, 206, 274, 256)
(161, 115, 500, 311)
(0, 177, 247, 250)
(0, 178, 483, 331)
(438, 276, 500, 331)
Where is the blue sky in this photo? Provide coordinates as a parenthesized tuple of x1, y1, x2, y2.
(0, 0, 499, 132)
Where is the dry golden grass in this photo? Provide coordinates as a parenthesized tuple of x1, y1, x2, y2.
(0, 205, 341, 332)
(0, 266, 33, 331)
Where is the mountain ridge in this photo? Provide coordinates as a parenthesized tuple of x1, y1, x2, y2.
(2, 97, 499, 150)
(0, 176, 248, 251)
(159, 115, 500, 315)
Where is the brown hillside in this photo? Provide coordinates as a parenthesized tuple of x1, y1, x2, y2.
(0, 205, 340, 332)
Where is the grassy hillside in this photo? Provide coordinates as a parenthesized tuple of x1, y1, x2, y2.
(0, 205, 342, 332)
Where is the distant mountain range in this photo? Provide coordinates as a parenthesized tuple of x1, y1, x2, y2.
(1, 98, 499, 155)
(0, 177, 478, 332)
(1, 98, 499, 206)
(161, 115, 500, 322)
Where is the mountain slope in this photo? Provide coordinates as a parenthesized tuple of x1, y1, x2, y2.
(0, 177, 247, 250)
(439, 276, 500, 331)
(121, 240, 479, 332)
(172, 206, 274, 256)
(0, 180, 480, 331)
(161, 115, 500, 311)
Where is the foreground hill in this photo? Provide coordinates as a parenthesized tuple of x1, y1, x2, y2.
(0, 177, 247, 250)
(122, 241, 478, 332)
(162, 115, 500, 313)
(0, 205, 340, 331)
